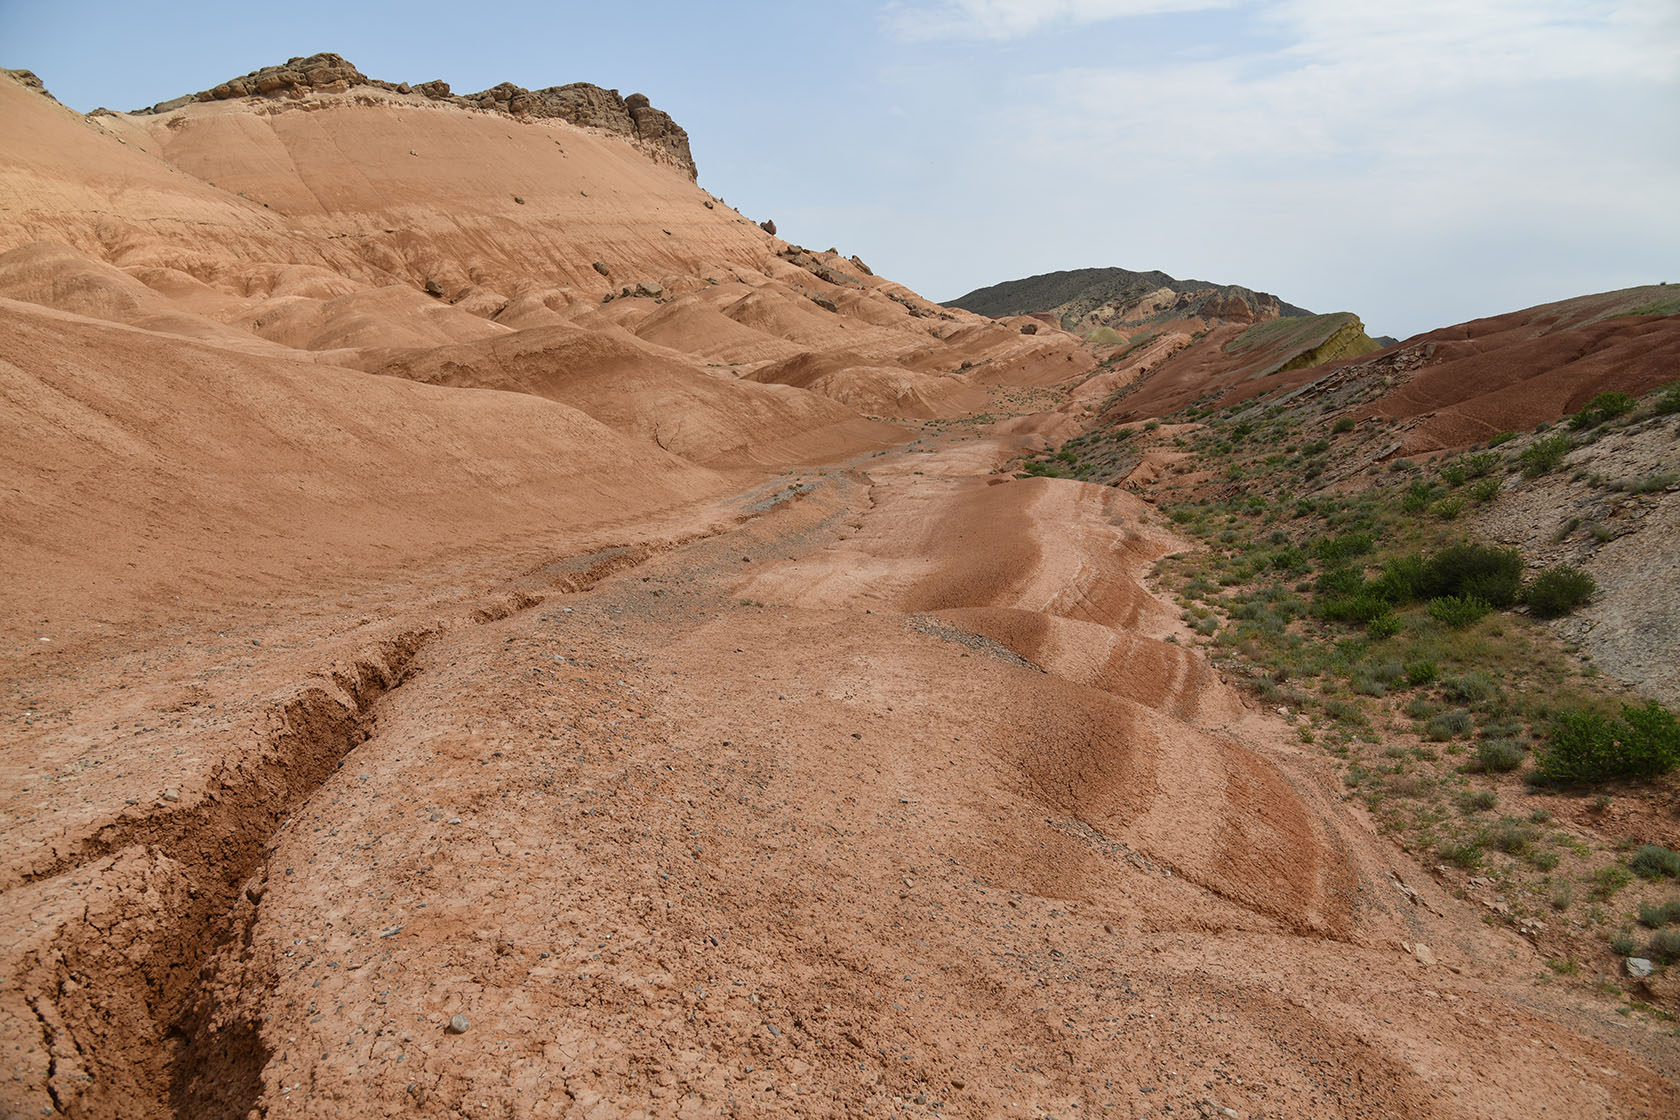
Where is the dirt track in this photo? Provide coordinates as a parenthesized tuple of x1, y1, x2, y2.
(7, 430, 1677, 1119)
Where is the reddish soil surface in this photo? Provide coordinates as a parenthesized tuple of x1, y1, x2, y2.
(3, 66, 1678, 1120)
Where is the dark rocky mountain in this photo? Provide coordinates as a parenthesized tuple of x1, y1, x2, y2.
(946, 266, 1313, 333)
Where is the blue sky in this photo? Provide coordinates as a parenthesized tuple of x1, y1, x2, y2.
(4, 0, 1676, 339)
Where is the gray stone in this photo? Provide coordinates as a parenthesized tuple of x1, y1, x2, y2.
(446, 1014, 471, 1034)
(1627, 957, 1655, 978)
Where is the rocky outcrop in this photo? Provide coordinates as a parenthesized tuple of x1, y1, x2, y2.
(3, 69, 60, 104)
(131, 53, 698, 179)
(946, 266, 1314, 334)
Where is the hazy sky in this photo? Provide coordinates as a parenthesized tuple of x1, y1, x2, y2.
(4, 0, 1676, 339)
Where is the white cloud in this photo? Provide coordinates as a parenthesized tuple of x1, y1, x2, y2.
(866, 0, 1680, 336)
(883, 0, 1238, 41)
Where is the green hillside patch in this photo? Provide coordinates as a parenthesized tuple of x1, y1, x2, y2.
(1225, 312, 1381, 378)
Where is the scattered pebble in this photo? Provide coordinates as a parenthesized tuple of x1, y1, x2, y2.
(446, 1014, 471, 1034)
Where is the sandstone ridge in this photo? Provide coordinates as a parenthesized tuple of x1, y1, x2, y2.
(128, 51, 697, 179)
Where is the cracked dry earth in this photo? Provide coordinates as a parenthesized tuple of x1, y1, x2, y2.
(5, 434, 1680, 1120)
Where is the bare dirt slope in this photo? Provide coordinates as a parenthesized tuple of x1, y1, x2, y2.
(2, 62, 1677, 1120)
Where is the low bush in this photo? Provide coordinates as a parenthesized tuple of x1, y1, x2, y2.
(1313, 531, 1374, 564)
(1416, 543, 1523, 607)
(1533, 702, 1680, 783)
(1593, 866, 1634, 899)
(1367, 612, 1402, 639)
(1570, 391, 1636, 429)
(1462, 451, 1502, 477)
(1637, 900, 1680, 928)
(1610, 929, 1638, 956)
(1490, 821, 1537, 854)
(1426, 709, 1475, 741)
(1656, 381, 1680, 416)
(1631, 844, 1680, 879)
(1461, 789, 1498, 811)
(1428, 594, 1492, 629)
(1320, 594, 1391, 625)
(1525, 566, 1596, 618)
(1520, 433, 1572, 476)
(1441, 671, 1496, 703)
(1404, 659, 1439, 686)
(1650, 929, 1680, 964)
(1432, 496, 1466, 520)
(1469, 738, 1526, 773)
(1438, 838, 1484, 868)
(1469, 476, 1503, 502)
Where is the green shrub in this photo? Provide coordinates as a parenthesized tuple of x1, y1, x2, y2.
(1419, 543, 1523, 607)
(1469, 738, 1526, 773)
(1441, 671, 1496, 703)
(1461, 788, 1498, 811)
(1426, 709, 1475, 741)
(1367, 612, 1402, 639)
(1533, 702, 1680, 783)
(1270, 546, 1309, 573)
(1594, 865, 1634, 899)
(1439, 837, 1484, 869)
(1404, 659, 1439, 686)
(1431, 496, 1466, 520)
(1315, 567, 1366, 597)
(1351, 671, 1389, 697)
(1520, 433, 1572, 476)
(1332, 416, 1356, 433)
(1371, 554, 1428, 602)
(1490, 821, 1538, 854)
(1656, 382, 1680, 416)
(1570, 391, 1637, 429)
(1610, 929, 1638, 956)
(1525, 566, 1597, 618)
(1401, 480, 1438, 513)
(1637, 900, 1680, 928)
(1650, 929, 1680, 964)
(1463, 451, 1502, 478)
(1489, 430, 1518, 446)
(1313, 531, 1374, 564)
(1631, 844, 1680, 879)
(1428, 595, 1492, 629)
(1440, 461, 1469, 487)
(1469, 476, 1503, 502)
(1321, 594, 1392, 624)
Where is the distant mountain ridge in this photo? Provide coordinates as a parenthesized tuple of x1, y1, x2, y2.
(946, 266, 1313, 333)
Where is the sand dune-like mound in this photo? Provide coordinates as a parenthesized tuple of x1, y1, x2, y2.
(629, 290, 809, 363)
(373, 322, 900, 466)
(745, 350, 987, 418)
(0, 240, 304, 356)
(0, 299, 722, 633)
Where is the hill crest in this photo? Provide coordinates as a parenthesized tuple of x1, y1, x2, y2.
(114, 51, 697, 179)
(946, 265, 1313, 333)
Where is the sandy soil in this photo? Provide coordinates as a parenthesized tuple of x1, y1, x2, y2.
(3, 65, 1678, 1120)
